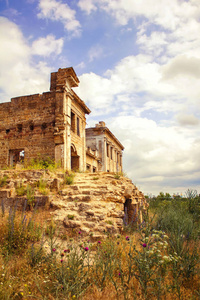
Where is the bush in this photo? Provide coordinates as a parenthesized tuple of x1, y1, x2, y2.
(0, 175, 7, 188)
(3, 204, 42, 254)
(63, 172, 75, 185)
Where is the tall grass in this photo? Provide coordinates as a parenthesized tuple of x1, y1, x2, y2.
(0, 191, 199, 299)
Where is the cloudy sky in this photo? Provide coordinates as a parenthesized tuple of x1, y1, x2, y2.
(0, 0, 200, 196)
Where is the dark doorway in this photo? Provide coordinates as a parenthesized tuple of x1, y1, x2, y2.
(71, 144, 79, 171)
(9, 149, 25, 167)
(124, 198, 137, 225)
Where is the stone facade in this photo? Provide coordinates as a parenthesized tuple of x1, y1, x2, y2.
(0, 68, 123, 172)
(86, 121, 124, 173)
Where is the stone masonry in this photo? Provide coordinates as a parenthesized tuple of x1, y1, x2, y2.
(0, 67, 124, 173)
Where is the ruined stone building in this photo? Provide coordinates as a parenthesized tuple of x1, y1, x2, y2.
(0, 67, 124, 172)
(86, 122, 124, 173)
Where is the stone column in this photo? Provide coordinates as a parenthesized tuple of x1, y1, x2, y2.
(64, 90, 72, 170)
(103, 138, 107, 172)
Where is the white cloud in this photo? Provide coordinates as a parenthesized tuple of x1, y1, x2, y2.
(106, 115, 200, 194)
(78, 0, 97, 14)
(32, 34, 64, 56)
(176, 113, 200, 126)
(37, 0, 81, 36)
(0, 17, 51, 102)
(88, 45, 104, 62)
(162, 55, 200, 80)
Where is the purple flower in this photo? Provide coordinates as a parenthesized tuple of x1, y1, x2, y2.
(98, 241, 101, 244)
(52, 248, 56, 252)
(64, 249, 70, 253)
(142, 243, 147, 248)
(126, 236, 130, 241)
(78, 231, 81, 234)
(118, 272, 121, 276)
(84, 247, 89, 251)
(61, 259, 63, 263)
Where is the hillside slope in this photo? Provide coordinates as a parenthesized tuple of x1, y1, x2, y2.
(0, 170, 147, 238)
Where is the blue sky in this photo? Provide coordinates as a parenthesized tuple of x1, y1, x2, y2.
(0, 0, 200, 196)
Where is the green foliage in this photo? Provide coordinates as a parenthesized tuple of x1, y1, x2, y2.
(93, 238, 120, 291)
(16, 183, 36, 208)
(67, 214, 75, 220)
(26, 184, 35, 208)
(0, 175, 7, 188)
(36, 178, 49, 195)
(114, 173, 121, 180)
(16, 183, 27, 196)
(92, 176, 99, 180)
(25, 157, 59, 170)
(49, 245, 91, 299)
(0, 190, 199, 300)
(63, 172, 75, 185)
(3, 205, 42, 254)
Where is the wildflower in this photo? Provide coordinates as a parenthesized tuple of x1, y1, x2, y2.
(126, 236, 130, 241)
(72, 296, 76, 298)
(78, 231, 81, 234)
(84, 247, 89, 251)
(64, 249, 70, 253)
(52, 248, 56, 252)
(98, 241, 101, 244)
(61, 259, 63, 263)
(142, 243, 147, 247)
(61, 253, 65, 257)
(118, 272, 121, 276)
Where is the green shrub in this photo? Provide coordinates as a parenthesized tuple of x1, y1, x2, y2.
(64, 172, 75, 185)
(3, 205, 42, 254)
(16, 184, 26, 196)
(36, 178, 49, 195)
(0, 175, 7, 188)
(114, 173, 121, 180)
(67, 214, 75, 220)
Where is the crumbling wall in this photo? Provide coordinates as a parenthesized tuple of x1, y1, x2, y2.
(0, 92, 56, 168)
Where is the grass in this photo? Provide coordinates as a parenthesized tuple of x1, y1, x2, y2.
(0, 183, 200, 299)
(0, 175, 8, 188)
(63, 172, 75, 185)
(0, 199, 199, 300)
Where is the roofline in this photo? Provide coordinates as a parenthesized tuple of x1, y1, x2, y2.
(71, 90, 91, 114)
(86, 126, 124, 150)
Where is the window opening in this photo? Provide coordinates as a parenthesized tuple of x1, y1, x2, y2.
(9, 149, 25, 166)
(17, 124, 22, 132)
(29, 124, 34, 131)
(77, 117, 80, 136)
(71, 111, 75, 132)
(106, 143, 109, 157)
(41, 123, 47, 130)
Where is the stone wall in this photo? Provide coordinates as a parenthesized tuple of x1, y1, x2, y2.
(0, 92, 56, 168)
(86, 122, 124, 173)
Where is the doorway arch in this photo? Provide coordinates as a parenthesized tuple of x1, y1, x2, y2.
(71, 144, 79, 171)
(124, 198, 137, 225)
